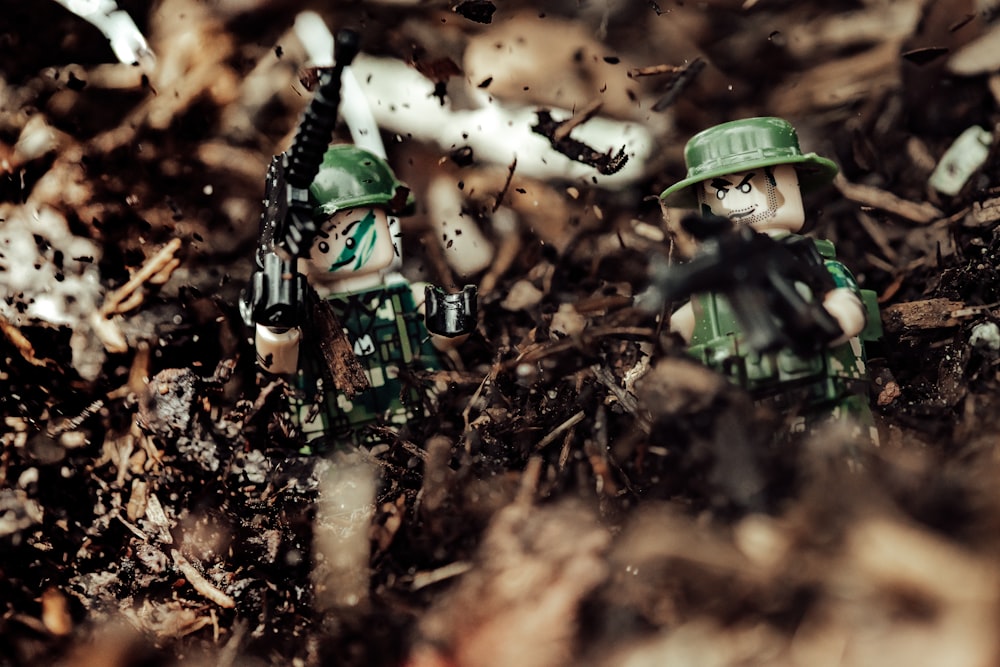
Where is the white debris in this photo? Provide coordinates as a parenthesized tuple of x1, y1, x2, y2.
(929, 126, 993, 196)
(970, 321, 1000, 351)
(350, 53, 660, 187)
(52, 0, 155, 69)
(312, 458, 376, 612)
(427, 175, 494, 277)
(0, 205, 105, 379)
(550, 303, 587, 338)
(501, 280, 545, 311)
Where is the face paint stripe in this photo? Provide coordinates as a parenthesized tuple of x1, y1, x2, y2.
(329, 209, 378, 272)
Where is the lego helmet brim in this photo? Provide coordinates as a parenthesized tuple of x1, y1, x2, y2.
(310, 145, 414, 218)
(660, 153, 839, 208)
(317, 185, 414, 218)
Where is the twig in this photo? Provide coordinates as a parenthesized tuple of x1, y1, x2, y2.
(411, 561, 472, 590)
(506, 326, 656, 368)
(591, 365, 651, 433)
(462, 362, 500, 450)
(94, 238, 183, 354)
(517, 455, 544, 504)
(554, 99, 604, 142)
(478, 213, 522, 295)
(47, 399, 105, 436)
(534, 411, 585, 451)
(171, 550, 236, 609)
(652, 57, 705, 112)
(116, 514, 150, 541)
(629, 63, 683, 77)
(0, 316, 49, 367)
(835, 174, 943, 224)
(217, 620, 248, 667)
(493, 157, 518, 213)
(531, 111, 628, 175)
(100, 238, 183, 318)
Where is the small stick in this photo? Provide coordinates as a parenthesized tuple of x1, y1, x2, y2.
(534, 411, 585, 451)
(171, 550, 236, 609)
(554, 99, 604, 142)
(411, 561, 472, 590)
(629, 64, 683, 77)
(0, 317, 48, 367)
(100, 238, 183, 317)
(835, 174, 943, 224)
(493, 157, 518, 213)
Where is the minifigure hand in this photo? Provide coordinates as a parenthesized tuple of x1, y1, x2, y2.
(425, 284, 478, 337)
(249, 253, 309, 328)
(822, 287, 866, 344)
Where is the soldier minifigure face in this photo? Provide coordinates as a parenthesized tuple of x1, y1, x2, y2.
(696, 163, 805, 233)
(303, 206, 396, 279)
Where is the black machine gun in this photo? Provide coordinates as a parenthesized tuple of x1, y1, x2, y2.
(648, 215, 844, 356)
(247, 28, 361, 329)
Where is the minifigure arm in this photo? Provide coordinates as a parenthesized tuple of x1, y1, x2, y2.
(820, 256, 867, 345)
(668, 301, 696, 343)
(822, 287, 866, 345)
(255, 324, 302, 376)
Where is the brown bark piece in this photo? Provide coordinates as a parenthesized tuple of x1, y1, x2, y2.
(882, 298, 965, 333)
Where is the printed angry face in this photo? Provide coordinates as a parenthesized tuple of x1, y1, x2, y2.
(304, 207, 397, 279)
(696, 164, 805, 233)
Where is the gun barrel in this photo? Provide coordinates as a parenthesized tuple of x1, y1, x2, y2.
(286, 29, 361, 190)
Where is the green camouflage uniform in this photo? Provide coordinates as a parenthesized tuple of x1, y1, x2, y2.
(687, 235, 881, 444)
(294, 281, 439, 450)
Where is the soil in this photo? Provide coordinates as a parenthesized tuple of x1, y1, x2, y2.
(4, 1, 1000, 666)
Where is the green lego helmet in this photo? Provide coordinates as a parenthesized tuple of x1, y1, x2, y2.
(309, 144, 413, 217)
(660, 117, 839, 208)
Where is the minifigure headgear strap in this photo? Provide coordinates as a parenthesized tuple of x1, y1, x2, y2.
(660, 117, 839, 208)
(310, 145, 414, 218)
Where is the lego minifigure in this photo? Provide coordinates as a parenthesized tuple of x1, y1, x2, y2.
(247, 30, 475, 452)
(253, 145, 439, 450)
(658, 117, 881, 444)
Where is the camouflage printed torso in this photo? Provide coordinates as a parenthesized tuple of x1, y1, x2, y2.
(295, 281, 440, 450)
(687, 235, 881, 439)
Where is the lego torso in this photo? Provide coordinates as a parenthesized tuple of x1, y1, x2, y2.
(296, 280, 440, 447)
(687, 235, 872, 407)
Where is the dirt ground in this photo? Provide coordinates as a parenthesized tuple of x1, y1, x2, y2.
(5, 1, 1000, 665)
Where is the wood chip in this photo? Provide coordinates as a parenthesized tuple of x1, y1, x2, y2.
(144, 492, 174, 545)
(127, 478, 150, 522)
(948, 23, 1000, 75)
(881, 298, 964, 333)
(966, 198, 1000, 227)
(769, 43, 901, 115)
(835, 174, 943, 224)
(40, 588, 73, 636)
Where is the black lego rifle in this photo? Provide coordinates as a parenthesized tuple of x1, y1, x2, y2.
(244, 29, 371, 397)
(648, 214, 844, 356)
(248, 29, 362, 329)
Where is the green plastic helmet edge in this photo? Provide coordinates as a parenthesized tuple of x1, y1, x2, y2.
(660, 117, 839, 208)
(309, 144, 414, 218)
